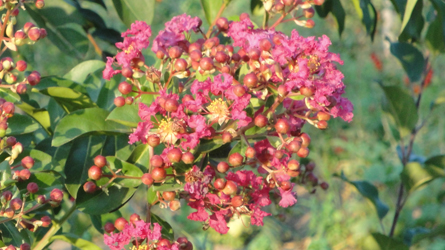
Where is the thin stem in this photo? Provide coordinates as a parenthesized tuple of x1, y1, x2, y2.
(205, 2, 227, 38)
(269, 5, 298, 30)
(263, 11, 269, 29)
(102, 174, 142, 180)
(33, 203, 77, 250)
(86, 32, 102, 56)
(388, 58, 429, 237)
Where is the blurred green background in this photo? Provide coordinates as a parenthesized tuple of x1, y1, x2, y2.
(15, 0, 444, 249)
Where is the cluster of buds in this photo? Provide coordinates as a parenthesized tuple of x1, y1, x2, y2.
(13, 21, 47, 47)
(1, 243, 31, 250)
(104, 213, 193, 250)
(261, 0, 324, 28)
(101, 5, 352, 246)
(0, 188, 62, 234)
(0, 98, 15, 137)
(0, 57, 42, 94)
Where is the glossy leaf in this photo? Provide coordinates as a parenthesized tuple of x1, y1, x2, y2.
(400, 0, 419, 33)
(63, 60, 106, 84)
(0, 88, 52, 134)
(111, 0, 155, 27)
(147, 185, 158, 205)
(250, 0, 264, 16)
(389, 42, 425, 82)
(26, 3, 89, 58)
(6, 114, 40, 135)
(351, 0, 377, 40)
(400, 158, 445, 192)
(50, 234, 102, 250)
(106, 156, 143, 187)
(399, 0, 424, 42)
(127, 144, 150, 172)
(371, 233, 409, 250)
(200, 0, 223, 25)
(151, 214, 174, 240)
(76, 185, 137, 215)
(0, 221, 32, 246)
(337, 172, 389, 219)
(34, 76, 88, 94)
(38, 87, 98, 113)
(315, 0, 345, 36)
(380, 86, 418, 137)
(16, 171, 64, 204)
(194, 139, 225, 154)
(106, 105, 141, 128)
(53, 107, 131, 147)
(64, 136, 105, 198)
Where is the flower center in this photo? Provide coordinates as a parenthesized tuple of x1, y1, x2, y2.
(158, 118, 179, 144)
(307, 55, 320, 73)
(207, 98, 230, 124)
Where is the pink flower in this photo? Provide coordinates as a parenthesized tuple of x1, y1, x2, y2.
(129, 121, 153, 144)
(104, 222, 162, 250)
(209, 211, 229, 234)
(152, 30, 184, 54)
(249, 205, 271, 226)
(278, 184, 297, 208)
(165, 14, 201, 34)
(103, 57, 121, 80)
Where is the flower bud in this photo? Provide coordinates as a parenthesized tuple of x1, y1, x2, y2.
(152, 167, 166, 181)
(28, 27, 41, 41)
(181, 152, 194, 164)
(104, 222, 115, 233)
(50, 189, 63, 202)
(83, 181, 97, 193)
(228, 153, 243, 167)
(10, 198, 22, 210)
(169, 200, 181, 211)
(142, 173, 154, 186)
(114, 217, 128, 231)
(217, 161, 230, 173)
(27, 182, 39, 194)
(114, 96, 125, 107)
(35, 0, 45, 9)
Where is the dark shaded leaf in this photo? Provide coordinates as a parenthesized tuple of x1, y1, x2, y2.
(399, 0, 424, 42)
(111, 0, 155, 27)
(380, 85, 418, 137)
(64, 136, 105, 198)
(250, 0, 264, 16)
(92, 28, 123, 44)
(53, 107, 131, 147)
(389, 42, 425, 82)
(371, 233, 409, 250)
(106, 105, 141, 128)
(336, 172, 389, 219)
(106, 156, 143, 187)
(151, 214, 174, 240)
(76, 185, 136, 215)
(200, 0, 223, 25)
(6, 114, 40, 135)
(50, 233, 102, 250)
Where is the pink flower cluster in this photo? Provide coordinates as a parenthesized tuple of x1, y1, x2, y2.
(100, 11, 352, 242)
(105, 222, 180, 250)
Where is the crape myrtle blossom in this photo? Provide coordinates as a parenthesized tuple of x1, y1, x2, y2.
(103, 21, 152, 80)
(104, 222, 180, 250)
(99, 10, 353, 246)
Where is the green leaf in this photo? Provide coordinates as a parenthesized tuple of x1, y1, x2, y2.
(389, 42, 425, 82)
(151, 214, 174, 240)
(147, 185, 158, 205)
(229, 141, 249, 160)
(194, 139, 225, 154)
(401, 156, 445, 192)
(111, 0, 155, 27)
(371, 233, 409, 250)
(106, 156, 143, 187)
(152, 181, 184, 192)
(90, 210, 122, 234)
(0, 88, 52, 134)
(200, 0, 224, 25)
(351, 0, 377, 40)
(76, 185, 136, 215)
(26, 3, 89, 58)
(399, 0, 424, 42)
(127, 144, 151, 172)
(400, 0, 419, 33)
(53, 107, 131, 147)
(266, 136, 282, 148)
(380, 86, 418, 137)
(6, 114, 40, 135)
(63, 60, 106, 84)
(337, 172, 389, 219)
(64, 136, 105, 198)
(0, 221, 32, 246)
(34, 76, 88, 93)
(426, 0, 445, 54)
(106, 105, 142, 128)
(250, 0, 264, 16)
(16, 171, 64, 199)
(331, 0, 346, 36)
(50, 233, 102, 250)
(38, 87, 98, 113)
